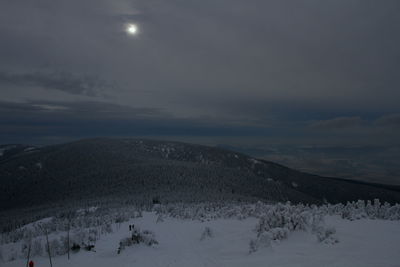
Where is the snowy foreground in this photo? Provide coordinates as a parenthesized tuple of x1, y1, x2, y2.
(2, 202, 400, 267)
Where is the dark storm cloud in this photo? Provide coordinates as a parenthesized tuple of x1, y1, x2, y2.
(0, 71, 114, 96)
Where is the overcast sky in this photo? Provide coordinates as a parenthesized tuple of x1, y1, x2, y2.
(1, 0, 400, 146)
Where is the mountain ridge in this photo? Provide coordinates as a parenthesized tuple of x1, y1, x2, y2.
(1, 137, 400, 211)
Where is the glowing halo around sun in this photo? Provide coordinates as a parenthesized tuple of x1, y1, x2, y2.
(125, 24, 138, 35)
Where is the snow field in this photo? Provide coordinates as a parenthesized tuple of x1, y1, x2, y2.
(2, 212, 400, 267)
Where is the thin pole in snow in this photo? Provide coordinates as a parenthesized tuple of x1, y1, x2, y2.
(25, 241, 31, 267)
(67, 220, 70, 260)
(44, 228, 53, 267)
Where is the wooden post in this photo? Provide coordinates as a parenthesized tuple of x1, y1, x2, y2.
(67, 220, 70, 260)
(25, 242, 31, 267)
(44, 228, 53, 267)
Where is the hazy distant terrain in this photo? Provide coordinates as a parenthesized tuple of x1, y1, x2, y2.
(218, 144, 400, 185)
(1, 138, 400, 212)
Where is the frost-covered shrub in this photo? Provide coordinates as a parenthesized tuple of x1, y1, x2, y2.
(83, 244, 95, 251)
(336, 200, 400, 221)
(251, 202, 330, 252)
(88, 228, 99, 243)
(71, 229, 87, 245)
(71, 243, 81, 252)
(315, 226, 338, 244)
(156, 214, 164, 223)
(59, 236, 69, 254)
(249, 239, 258, 254)
(136, 210, 143, 218)
(249, 232, 272, 253)
(115, 213, 129, 223)
(101, 223, 113, 234)
(255, 203, 312, 238)
(200, 227, 213, 241)
(268, 227, 289, 241)
(50, 238, 64, 256)
(117, 229, 158, 254)
(310, 211, 325, 232)
(141, 230, 158, 246)
(118, 237, 134, 253)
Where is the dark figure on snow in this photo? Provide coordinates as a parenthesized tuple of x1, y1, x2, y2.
(29, 260, 34, 267)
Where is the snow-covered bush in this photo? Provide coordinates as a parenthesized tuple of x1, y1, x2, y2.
(315, 226, 338, 244)
(71, 243, 81, 253)
(268, 227, 289, 240)
(250, 202, 338, 252)
(337, 200, 400, 221)
(50, 238, 64, 256)
(249, 239, 258, 253)
(200, 227, 213, 241)
(254, 203, 313, 240)
(117, 229, 158, 254)
(101, 223, 113, 234)
(88, 228, 99, 243)
(249, 232, 272, 253)
(71, 229, 87, 246)
(141, 230, 158, 246)
(115, 213, 130, 224)
(156, 214, 164, 223)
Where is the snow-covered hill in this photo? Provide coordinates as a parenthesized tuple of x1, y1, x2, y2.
(0, 144, 38, 161)
(1, 138, 400, 211)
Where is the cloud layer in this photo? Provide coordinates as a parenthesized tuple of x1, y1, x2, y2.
(0, 0, 400, 147)
(0, 71, 114, 96)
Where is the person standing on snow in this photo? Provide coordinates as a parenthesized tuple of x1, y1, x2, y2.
(29, 260, 34, 267)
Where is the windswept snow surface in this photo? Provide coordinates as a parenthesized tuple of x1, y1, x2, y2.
(3, 212, 400, 267)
